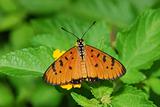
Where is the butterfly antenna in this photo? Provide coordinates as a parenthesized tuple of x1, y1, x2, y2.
(61, 27, 79, 39)
(81, 21, 96, 39)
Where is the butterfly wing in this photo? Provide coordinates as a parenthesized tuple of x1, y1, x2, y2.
(43, 47, 84, 85)
(85, 45, 126, 80)
(44, 44, 126, 85)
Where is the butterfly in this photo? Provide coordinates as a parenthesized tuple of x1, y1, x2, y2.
(43, 21, 126, 88)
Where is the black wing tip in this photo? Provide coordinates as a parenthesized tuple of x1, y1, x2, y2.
(122, 65, 127, 75)
(114, 65, 126, 80)
(107, 66, 127, 81)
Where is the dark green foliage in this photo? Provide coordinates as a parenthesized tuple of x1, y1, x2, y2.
(0, 0, 160, 107)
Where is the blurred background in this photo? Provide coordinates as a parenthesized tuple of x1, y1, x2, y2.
(0, 0, 160, 107)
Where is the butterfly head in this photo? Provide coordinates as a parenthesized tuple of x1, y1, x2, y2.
(76, 39, 85, 46)
(77, 39, 84, 43)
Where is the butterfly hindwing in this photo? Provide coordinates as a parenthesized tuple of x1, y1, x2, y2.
(43, 47, 83, 85)
(85, 45, 126, 80)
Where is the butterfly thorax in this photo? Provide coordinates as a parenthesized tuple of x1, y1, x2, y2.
(77, 39, 85, 60)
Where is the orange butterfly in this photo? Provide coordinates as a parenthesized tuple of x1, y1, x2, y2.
(43, 21, 126, 89)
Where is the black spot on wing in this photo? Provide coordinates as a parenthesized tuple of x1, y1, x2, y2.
(95, 63, 98, 67)
(69, 66, 72, 70)
(97, 53, 100, 57)
(111, 57, 115, 66)
(59, 60, 63, 66)
(65, 56, 68, 60)
(103, 56, 106, 62)
(52, 63, 56, 72)
(106, 66, 109, 69)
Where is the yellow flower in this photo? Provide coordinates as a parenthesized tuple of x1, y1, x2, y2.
(53, 49, 65, 60)
(60, 84, 73, 90)
(73, 84, 81, 88)
(60, 84, 81, 90)
(52, 49, 81, 90)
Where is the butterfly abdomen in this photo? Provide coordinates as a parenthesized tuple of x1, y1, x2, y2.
(80, 61, 87, 78)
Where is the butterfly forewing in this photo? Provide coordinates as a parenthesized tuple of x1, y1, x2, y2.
(43, 47, 86, 85)
(85, 45, 126, 80)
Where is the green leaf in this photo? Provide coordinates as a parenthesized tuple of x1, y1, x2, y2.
(9, 77, 36, 105)
(9, 76, 63, 106)
(129, 0, 158, 13)
(0, 44, 13, 57)
(71, 82, 113, 107)
(31, 85, 62, 107)
(17, 0, 69, 14)
(90, 81, 113, 100)
(10, 24, 34, 49)
(121, 69, 146, 84)
(0, 0, 20, 12)
(32, 16, 112, 52)
(147, 78, 160, 95)
(0, 83, 14, 107)
(71, 92, 101, 107)
(111, 86, 156, 107)
(92, 87, 112, 106)
(151, 69, 160, 77)
(0, 12, 25, 31)
(71, 0, 135, 27)
(91, 86, 113, 100)
(116, 9, 160, 70)
(0, 46, 53, 76)
(32, 34, 70, 50)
